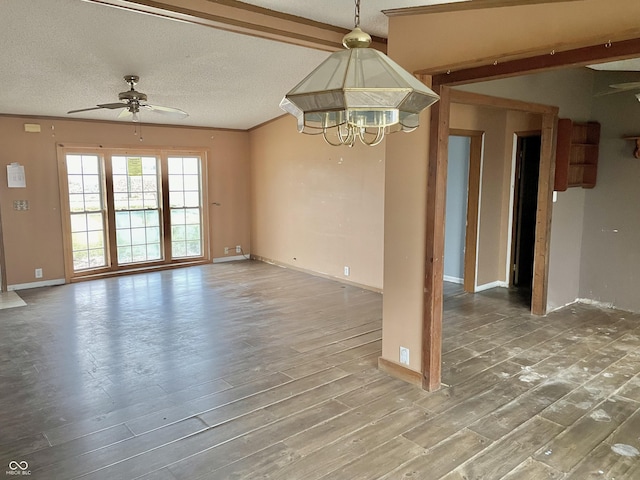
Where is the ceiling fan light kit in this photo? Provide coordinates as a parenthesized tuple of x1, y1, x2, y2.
(67, 75, 188, 122)
(280, 0, 439, 147)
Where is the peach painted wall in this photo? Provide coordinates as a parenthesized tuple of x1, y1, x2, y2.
(383, 0, 638, 373)
(0, 115, 250, 287)
(249, 115, 384, 290)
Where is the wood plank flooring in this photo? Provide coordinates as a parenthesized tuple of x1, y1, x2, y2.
(1, 261, 639, 479)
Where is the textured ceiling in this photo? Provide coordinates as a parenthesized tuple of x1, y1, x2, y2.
(0, 0, 467, 130)
(1, 0, 638, 130)
(0, 0, 333, 130)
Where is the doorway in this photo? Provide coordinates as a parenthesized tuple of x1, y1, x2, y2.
(444, 136, 470, 286)
(511, 134, 542, 299)
(0, 202, 6, 292)
(444, 130, 483, 293)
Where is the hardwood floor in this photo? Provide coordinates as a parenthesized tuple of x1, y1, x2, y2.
(1, 261, 639, 479)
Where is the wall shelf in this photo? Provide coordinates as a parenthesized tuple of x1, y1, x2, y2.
(554, 119, 600, 191)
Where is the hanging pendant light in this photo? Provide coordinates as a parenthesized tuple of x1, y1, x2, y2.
(279, 0, 439, 147)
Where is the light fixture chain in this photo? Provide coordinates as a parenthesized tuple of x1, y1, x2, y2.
(354, 0, 360, 28)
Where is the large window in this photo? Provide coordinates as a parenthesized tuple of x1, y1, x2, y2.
(66, 154, 107, 271)
(58, 147, 208, 278)
(168, 156, 203, 258)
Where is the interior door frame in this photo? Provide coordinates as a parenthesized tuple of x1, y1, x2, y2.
(416, 34, 640, 391)
(448, 129, 483, 294)
(0, 202, 7, 292)
(421, 86, 558, 391)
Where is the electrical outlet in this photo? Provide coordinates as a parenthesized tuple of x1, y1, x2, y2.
(224, 247, 229, 255)
(399, 346, 410, 365)
(13, 200, 29, 211)
(35, 268, 43, 279)
(236, 245, 242, 254)
(344, 266, 350, 276)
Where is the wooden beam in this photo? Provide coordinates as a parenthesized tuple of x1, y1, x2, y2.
(82, 0, 387, 53)
(422, 83, 450, 392)
(449, 89, 558, 114)
(531, 113, 558, 315)
(429, 36, 640, 86)
(466, 133, 483, 294)
(384, 0, 583, 17)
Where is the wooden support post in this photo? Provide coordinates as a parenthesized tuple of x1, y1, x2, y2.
(422, 84, 450, 392)
(531, 113, 558, 315)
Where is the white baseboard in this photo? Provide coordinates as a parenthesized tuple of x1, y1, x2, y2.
(475, 280, 508, 292)
(8, 279, 66, 291)
(443, 275, 463, 284)
(213, 255, 249, 263)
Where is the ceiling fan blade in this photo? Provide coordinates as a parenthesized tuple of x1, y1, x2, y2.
(594, 81, 640, 97)
(608, 81, 640, 90)
(67, 106, 103, 114)
(117, 109, 133, 119)
(142, 104, 189, 119)
(96, 102, 128, 109)
(68, 102, 127, 114)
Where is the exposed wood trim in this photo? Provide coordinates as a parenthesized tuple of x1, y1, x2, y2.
(444, 89, 557, 316)
(377, 357, 422, 387)
(384, 0, 582, 17)
(56, 144, 74, 284)
(83, 0, 387, 52)
(531, 113, 557, 315)
(421, 81, 558, 392)
(428, 36, 640, 86)
(449, 89, 557, 114)
(449, 129, 484, 137)
(467, 133, 483, 294)
(422, 84, 450, 392)
(414, 18, 637, 394)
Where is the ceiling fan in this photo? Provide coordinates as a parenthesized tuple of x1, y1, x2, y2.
(596, 81, 640, 100)
(67, 75, 188, 121)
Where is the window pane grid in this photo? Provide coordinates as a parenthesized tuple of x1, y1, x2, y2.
(66, 155, 107, 271)
(112, 156, 162, 265)
(65, 151, 205, 275)
(169, 157, 202, 258)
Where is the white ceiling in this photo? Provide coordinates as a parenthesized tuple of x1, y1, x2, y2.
(1, 0, 639, 130)
(0, 0, 465, 130)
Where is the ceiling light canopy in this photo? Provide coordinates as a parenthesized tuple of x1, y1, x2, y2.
(280, 0, 439, 147)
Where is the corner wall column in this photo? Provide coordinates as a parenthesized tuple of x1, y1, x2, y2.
(422, 83, 450, 391)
